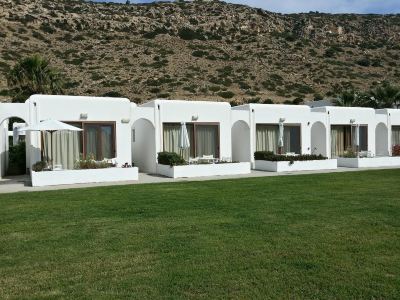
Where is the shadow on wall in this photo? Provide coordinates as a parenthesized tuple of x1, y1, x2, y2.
(232, 120, 251, 163)
(376, 123, 389, 156)
(132, 118, 156, 174)
(311, 121, 328, 157)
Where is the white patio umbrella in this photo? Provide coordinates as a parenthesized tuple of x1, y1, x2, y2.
(353, 124, 360, 154)
(178, 122, 190, 159)
(19, 120, 83, 169)
(278, 121, 284, 154)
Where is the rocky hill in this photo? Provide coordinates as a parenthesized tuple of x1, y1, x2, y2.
(0, 0, 399, 103)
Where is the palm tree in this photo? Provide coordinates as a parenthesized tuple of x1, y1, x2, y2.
(335, 90, 378, 108)
(370, 83, 400, 109)
(7, 54, 64, 103)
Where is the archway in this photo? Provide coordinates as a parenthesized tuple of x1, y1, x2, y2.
(0, 116, 28, 178)
(375, 122, 389, 156)
(311, 121, 327, 157)
(132, 118, 156, 174)
(231, 120, 251, 163)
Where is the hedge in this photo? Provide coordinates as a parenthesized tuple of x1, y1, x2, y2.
(157, 152, 186, 166)
(254, 151, 327, 162)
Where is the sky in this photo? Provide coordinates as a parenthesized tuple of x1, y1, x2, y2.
(95, 0, 400, 14)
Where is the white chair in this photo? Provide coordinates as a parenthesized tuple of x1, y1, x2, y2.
(202, 155, 214, 159)
(189, 157, 199, 164)
(200, 155, 214, 164)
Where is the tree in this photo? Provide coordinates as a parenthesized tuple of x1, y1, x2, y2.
(370, 83, 400, 109)
(7, 54, 64, 103)
(334, 90, 377, 108)
(334, 90, 359, 107)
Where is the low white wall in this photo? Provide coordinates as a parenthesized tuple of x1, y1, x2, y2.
(255, 159, 337, 172)
(31, 167, 139, 187)
(338, 157, 400, 168)
(156, 163, 251, 178)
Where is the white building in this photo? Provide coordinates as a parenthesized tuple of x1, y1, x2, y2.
(0, 95, 137, 183)
(132, 99, 235, 174)
(311, 106, 376, 158)
(231, 104, 329, 166)
(1, 95, 400, 184)
(376, 109, 400, 156)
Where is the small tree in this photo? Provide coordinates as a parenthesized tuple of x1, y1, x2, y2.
(335, 90, 376, 108)
(7, 54, 64, 103)
(370, 83, 400, 109)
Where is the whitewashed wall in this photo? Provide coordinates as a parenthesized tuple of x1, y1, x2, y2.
(312, 106, 377, 158)
(133, 100, 232, 173)
(26, 95, 134, 170)
(232, 104, 325, 165)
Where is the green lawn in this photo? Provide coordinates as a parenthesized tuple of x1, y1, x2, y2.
(1, 169, 400, 299)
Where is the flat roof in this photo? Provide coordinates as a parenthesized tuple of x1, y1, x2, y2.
(140, 99, 231, 108)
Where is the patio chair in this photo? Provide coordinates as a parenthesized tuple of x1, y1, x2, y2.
(200, 155, 215, 164)
(53, 164, 63, 171)
(189, 157, 199, 165)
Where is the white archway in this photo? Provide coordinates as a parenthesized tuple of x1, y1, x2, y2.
(231, 120, 251, 163)
(375, 122, 389, 156)
(132, 118, 156, 174)
(311, 121, 327, 157)
(0, 114, 29, 178)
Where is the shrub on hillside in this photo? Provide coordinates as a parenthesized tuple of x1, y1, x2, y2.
(178, 27, 205, 40)
(217, 91, 235, 99)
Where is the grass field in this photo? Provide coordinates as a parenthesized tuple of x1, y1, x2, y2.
(1, 169, 400, 299)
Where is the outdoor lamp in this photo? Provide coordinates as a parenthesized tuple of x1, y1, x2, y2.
(121, 118, 130, 124)
(279, 118, 286, 123)
(350, 119, 356, 124)
(80, 113, 88, 120)
(192, 115, 199, 121)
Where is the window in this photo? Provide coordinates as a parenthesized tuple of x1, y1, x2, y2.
(256, 124, 301, 154)
(358, 126, 368, 151)
(392, 126, 400, 146)
(331, 125, 368, 157)
(84, 123, 115, 160)
(62, 121, 116, 161)
(163, 123, 219, 159)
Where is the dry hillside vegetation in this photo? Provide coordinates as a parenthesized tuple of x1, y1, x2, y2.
(0, 0, 399, 103)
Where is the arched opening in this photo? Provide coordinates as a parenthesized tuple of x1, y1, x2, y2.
(232, 120, 251, 163)
(311, 121, 327, 157)
(376, 122, 389, 156)
(132, 118, 156, 174)
(0, 116, 28, 178)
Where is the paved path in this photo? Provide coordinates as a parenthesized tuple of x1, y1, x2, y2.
(0, 166, 399, 194)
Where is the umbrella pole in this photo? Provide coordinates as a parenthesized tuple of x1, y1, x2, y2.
(50, 131, 53, 170)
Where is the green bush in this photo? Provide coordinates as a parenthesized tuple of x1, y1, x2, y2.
(74, 154, 112, 169)
(178, 27, 205, 40)
(217, 91, 235, 99)
(157, 152, 186, 166)
(7, 141, 26, 175)
(357, 58, 371, 67)
(341, 149, 357, 158)
(254, 151, 327, 162)
(192, 50, 208, 58)
(32, 161, 48, 172)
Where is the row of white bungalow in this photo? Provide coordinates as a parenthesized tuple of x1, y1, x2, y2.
(0, 95, 399, 186)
